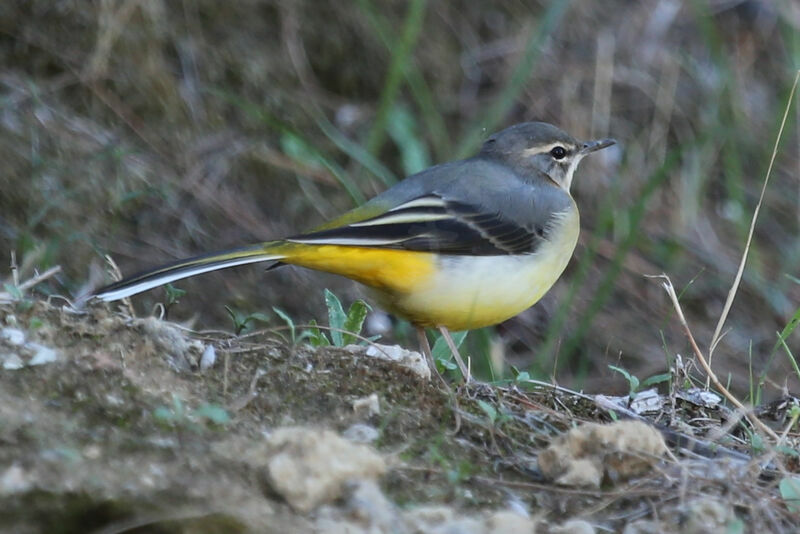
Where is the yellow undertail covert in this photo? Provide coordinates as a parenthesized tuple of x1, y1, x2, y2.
(280, 244, 437, 294)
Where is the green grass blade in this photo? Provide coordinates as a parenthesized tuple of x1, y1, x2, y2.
(386, 105, 431, 175)
(313, 114, 398, 186)
(363, 0, 428, 157)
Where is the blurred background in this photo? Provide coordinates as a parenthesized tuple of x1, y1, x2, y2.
(1, 0, 798, 397)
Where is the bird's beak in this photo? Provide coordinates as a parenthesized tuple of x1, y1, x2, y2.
(580, 138, 616, 155)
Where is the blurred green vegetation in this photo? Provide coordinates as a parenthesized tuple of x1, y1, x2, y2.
(0, 0, 798, 396)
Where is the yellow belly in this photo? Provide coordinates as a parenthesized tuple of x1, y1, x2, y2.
(283, 206, 580, 331)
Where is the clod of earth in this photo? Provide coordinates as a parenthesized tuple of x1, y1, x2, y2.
(537, 420, 667, 487)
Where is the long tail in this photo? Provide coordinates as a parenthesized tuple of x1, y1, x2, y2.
(94, 242, 287, 302)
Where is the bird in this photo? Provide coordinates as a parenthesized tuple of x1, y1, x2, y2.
(94, 122, 615, 380)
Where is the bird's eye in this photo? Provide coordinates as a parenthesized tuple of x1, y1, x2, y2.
(550, 146, 567, 160)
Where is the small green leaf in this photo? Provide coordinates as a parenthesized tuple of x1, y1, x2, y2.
(225, 306, 270, 335)
(305, 319, 330, 347)
(324, 289, 347, 346)
(225, 305, 247, 335)
(193, 403, 231, 425)
(247, 312, 271, 325)
(779, 476, 800, 513)
(171, 395, 185, 418)
(777, 445, 799, 458)
(436, 358, 458, 372)
(293, 330, 316, 344)
(280, 132, 323, 169)
(609, 365, 640, 395)
(641, 373, 672, 388)
(749, 430, 765, 454)
(515, 371, 531, 382)
(476, 399, 497, 424)
(511, 365, 531, 382)
(152, 406, 176, 422)
(164, 284, 186, 306)
(272, 307, 296, 342)
(3, 283, 23, 300)
(725, 517, 745, 534)
(342, 299, 371, 345)
(431, 331, 467, 366)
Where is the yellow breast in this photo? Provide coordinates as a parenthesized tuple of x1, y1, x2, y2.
(377, 204, 580, 330)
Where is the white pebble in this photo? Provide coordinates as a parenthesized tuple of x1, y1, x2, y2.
(27, 343, 58, 365)
(2, 354, 24, 370)
(1, 328, 25, 346)
(199, 344, 216, 371)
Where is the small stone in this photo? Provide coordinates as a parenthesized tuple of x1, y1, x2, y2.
(352, 393, 380, 417)
(83, 445, 102, 459)
(0, 465, 31, 495)
(343, 423, 379, 444)
(26, 343, 58, 365)
(264, 427, 386, 513)
(345, 343, 430, 380)
(677, 387, 722, 409)
(199, 344, 216, 371)
(484, 510, 537, 534)
(2, 353, 24, 370)
(1, 327, 25, 346)
(551, 519, 596, 534)
(629, 388, 664, 414)
(344, 480, 397, 529)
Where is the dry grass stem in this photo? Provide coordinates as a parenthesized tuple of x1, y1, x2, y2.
(708, 70, 800, 364)
(659, 274, 779, 441)
(0, 264, 62, 302)
(103, 254, 136, 317)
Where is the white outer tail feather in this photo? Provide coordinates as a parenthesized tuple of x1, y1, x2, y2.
(95, 253, 284, 302)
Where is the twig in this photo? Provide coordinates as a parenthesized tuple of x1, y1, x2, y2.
(658, 274, 779, 441)
(14, 265, 61, 292)
(10, 251, 19, 287)
(0, 265, 62, 301)
(103, 254, 136, 317)
(708, 70, 800, 363)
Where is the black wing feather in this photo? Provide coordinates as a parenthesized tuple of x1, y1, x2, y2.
(289, 194, 547, 255)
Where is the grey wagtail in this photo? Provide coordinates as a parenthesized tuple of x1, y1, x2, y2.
(95, 122, 615, 380)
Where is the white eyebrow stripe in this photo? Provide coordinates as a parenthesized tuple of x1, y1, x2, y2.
(521, 142, 574, 157)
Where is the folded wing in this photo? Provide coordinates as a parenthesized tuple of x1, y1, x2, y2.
(288, 194, 545, 255)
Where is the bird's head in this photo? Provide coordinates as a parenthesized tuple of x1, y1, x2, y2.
(480, 122, 615, 191)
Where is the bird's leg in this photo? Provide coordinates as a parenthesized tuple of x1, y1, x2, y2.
(416, 326, 436, 373)
(438, 326, 471, 382)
